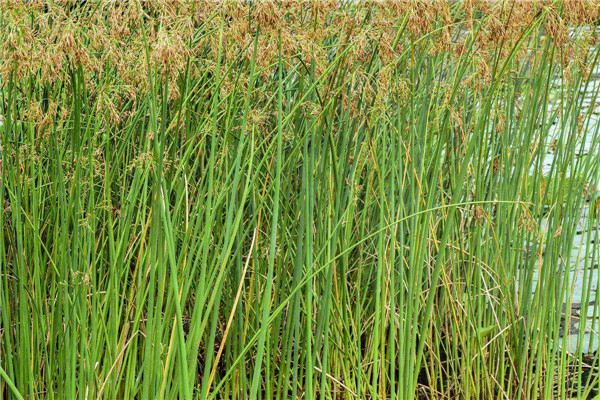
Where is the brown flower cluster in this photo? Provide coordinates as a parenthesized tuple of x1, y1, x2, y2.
(1, 1, 598, 130)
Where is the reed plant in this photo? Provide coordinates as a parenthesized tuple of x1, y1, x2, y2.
(1, 1, 600, 399)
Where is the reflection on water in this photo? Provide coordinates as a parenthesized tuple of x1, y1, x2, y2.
(530, 65, 600, 354)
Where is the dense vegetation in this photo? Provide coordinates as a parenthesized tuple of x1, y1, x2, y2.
(2, 1, 600, 399)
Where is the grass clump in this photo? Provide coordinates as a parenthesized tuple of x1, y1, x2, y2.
(1, 1, 600, 399)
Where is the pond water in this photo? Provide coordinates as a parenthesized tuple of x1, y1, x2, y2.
(531, 68, 600, 354)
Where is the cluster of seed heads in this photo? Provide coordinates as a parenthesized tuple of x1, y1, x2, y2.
(1, 1, 598, 141)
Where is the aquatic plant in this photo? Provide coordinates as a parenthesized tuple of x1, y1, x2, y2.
(1, 1, 600, 399)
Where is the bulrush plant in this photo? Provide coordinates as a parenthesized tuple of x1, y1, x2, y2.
(2, 1, 600, 399)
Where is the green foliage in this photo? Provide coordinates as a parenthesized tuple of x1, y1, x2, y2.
(1, 2, 600, 399)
